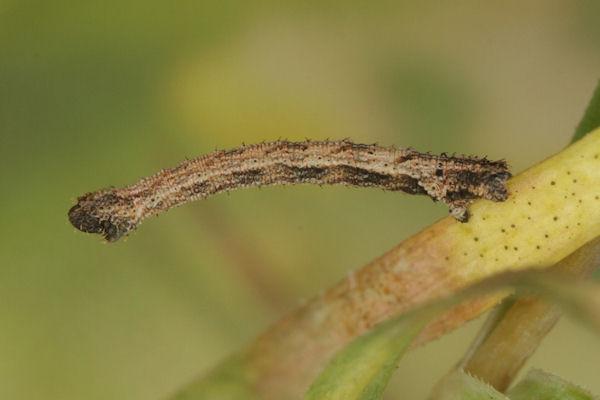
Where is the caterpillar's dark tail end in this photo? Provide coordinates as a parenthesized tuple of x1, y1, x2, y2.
(69, 204, 103, 234)
(68, 202, 122, 242)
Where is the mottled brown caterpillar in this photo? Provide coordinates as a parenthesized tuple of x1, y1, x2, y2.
(68, 140, 511, 242)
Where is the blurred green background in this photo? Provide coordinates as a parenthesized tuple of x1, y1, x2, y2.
(2, 1, 600, 399)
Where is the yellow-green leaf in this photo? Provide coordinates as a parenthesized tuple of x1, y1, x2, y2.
(304, 270, 600, 400)
(301, 312, 430, 400)
(508, 369, 599, 400)
(431, 370, 509, 400)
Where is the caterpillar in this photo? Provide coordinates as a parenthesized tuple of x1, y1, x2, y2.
(68, 140, 511, 242)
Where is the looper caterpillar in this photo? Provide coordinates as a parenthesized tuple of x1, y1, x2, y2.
(68, 140, 510, 242)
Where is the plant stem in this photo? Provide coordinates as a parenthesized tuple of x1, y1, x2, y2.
(174, 128, 600, 400)
(455, 78, 600, 391)
(458, 237, 600, 391)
